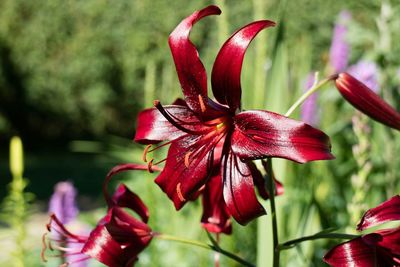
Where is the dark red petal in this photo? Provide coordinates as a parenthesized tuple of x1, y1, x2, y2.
(323, 236, 378, 267)
(260, 160, 284, 196)
(357, 195, 400, 231)
(105, 208, 152, 245)
(112, 184, 149, 223)
(232, 110, 334, 163)
(248, 161, 269, 199)
(169, 5, 221, 114)
(82, 225, 126, 267)
(250, 161, 284, 200)
(83, 208, 152, 267)
(211, 20, 275, 111)
(47, 214, 88, 242)
(222, 149, 265, 225)
(378, 228, 400, 256)
(335, 73, 400, 131)
(103, 163, 156, 207)
(172, 98, 188, 106)
(201, 173, 232, 235)
(134, 105, 204, 144)
(155, 134, 217, 210)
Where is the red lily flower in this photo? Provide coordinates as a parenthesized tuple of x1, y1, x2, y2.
(135, 5, 333, 225)
(334, 73, 400, 131)
(324, 195, 400, 266)
(42, 164, 154, 267)
(200, 160, 283, 235)
(201, 171, 232, 235)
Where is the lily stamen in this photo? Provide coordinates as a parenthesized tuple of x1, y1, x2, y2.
(184, 152, 192, 168)
(41, 233, 48, 262)
(147, 140, 173, 153)
(202, 116, 228, 127)
(176, 183, 186, 202)
(216, 122, 224, 129)
(147, 159, 154, 173)
(198, 94, 207, 113)
(142, 144, 152, 162)
(154, 100, 200, 135)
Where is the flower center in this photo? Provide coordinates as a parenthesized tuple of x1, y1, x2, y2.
(141, 101, 232, 173)
(216, 122, 225, 130)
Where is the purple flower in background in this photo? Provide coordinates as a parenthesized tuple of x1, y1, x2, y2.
(301, 73, 319, 127)
(48, 181, 79, 224)
(348, 60, 380, 93)
(329, 11, 351, 73)
(48, 181, 88, 267)
(65, 222, 90, 267)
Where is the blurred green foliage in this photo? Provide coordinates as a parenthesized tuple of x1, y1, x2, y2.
(0, 0, 383, 145)
(0, 0, 204, 144)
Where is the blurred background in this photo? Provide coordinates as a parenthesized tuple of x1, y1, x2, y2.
(0, 0, 399, 266)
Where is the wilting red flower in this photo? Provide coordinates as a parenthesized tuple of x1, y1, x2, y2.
(135, 5, 333, 225)
(42, 164, 153, 267)
(334, 73, 400, 131)
(324, 195, 400, 266)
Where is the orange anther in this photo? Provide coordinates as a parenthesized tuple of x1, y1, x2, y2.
(176, 183, 186, 202)
(198, 95, 206, 113)
(142, 144, 152, 162)
(184, 152, 192, 168)
(41, 233, 48, 262)
(147, 159, 154, 173)
(153, 100, 160, 107)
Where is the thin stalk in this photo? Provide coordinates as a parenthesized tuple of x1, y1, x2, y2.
(154, 234, 255, 267)
(266, 160, 280, 267)
(285, 75, 331, 117)
(279, 233, 358, 250)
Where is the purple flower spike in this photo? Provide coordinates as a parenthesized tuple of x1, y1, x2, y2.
(348, 60, 380, 93)
(301, 73, 319, 127)
(48, 181, 79, 224)
(329, 11, 351, 73)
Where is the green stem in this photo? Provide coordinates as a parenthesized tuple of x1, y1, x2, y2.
(266, 159, 280, 267)
(154, 233, 255, 267)
(279, 233, 359, 250)
(285, 74, 331, 117)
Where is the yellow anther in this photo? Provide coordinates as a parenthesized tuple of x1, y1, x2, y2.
(216, 122, 225, 129)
